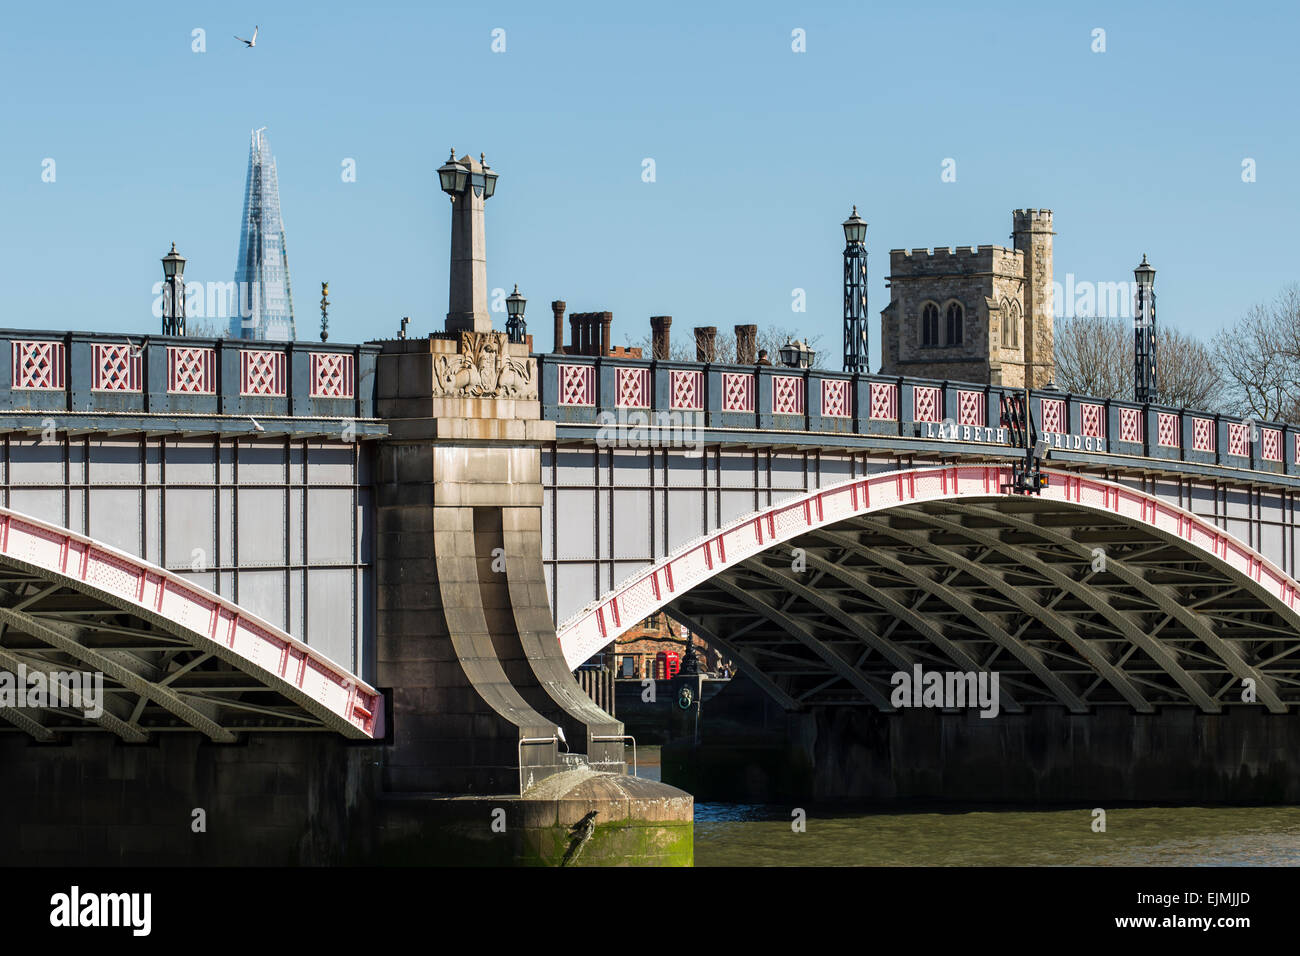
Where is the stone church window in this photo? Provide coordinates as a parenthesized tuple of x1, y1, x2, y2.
(1001, 299, 1021, 349)
(946, 303, 963, 345)
(921, 303, 939, 346)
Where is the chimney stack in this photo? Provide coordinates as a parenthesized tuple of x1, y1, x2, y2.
(599, 312, 613, 357)
(552, 300, 566, 354)
(650, 316, 672, 360)
(694, 326, 717, 363)
(734, 324, 757, 364)
(567, 312, 613, 356)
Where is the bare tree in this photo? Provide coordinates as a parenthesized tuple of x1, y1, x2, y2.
(624, 329, 693, 361)
(1158, 326, 1222, 411)
(185, 318, 223, 338)
(1215, 284, 1300, 424)
(1053, 315, 1129, 399)
(1054, 314, 1222, 412)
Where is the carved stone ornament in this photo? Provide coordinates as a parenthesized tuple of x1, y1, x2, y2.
(433, 331, 535, 399)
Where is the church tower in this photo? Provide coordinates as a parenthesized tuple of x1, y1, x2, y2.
(1011, 209, 1055, 388)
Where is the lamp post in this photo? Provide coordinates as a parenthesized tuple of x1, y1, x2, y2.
(1133, 255, 1158, 403)
(505, 284, 527, 345)
(319, 282, 329, 342)
(778, 338, 815, 369)
(438, 148, 498, 334)
(161, 243, 187, 336)
(842, 206, 869, 374)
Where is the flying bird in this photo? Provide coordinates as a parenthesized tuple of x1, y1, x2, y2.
(235, 26, 258, 48)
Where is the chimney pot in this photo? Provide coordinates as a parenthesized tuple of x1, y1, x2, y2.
(650, 316, 672, 360)
(734, 324, 757, 364)
(552, 300, 567, 354)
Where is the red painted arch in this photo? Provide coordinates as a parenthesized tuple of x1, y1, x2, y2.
(0, 507, 383, 738)
(556, 464, 1300, 669)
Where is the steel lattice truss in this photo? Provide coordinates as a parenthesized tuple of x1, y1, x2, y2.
(667, 498, 1299, 711)
(0, 572, 346, 740)
(558, 466, 1300, 713)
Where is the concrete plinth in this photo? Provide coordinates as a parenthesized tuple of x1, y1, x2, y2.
(377, 770, 693, 866)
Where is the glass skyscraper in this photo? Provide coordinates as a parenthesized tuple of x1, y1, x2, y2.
(230, 128, 296, 341)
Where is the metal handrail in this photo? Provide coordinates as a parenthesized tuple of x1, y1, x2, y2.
(590, 734, 637, 778)
(517, 736, 557, 796)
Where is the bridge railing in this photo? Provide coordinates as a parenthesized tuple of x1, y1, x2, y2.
(0, 329, 379, 421)
(536, 353, 1294, 479)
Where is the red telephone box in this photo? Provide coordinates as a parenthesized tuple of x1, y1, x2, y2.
(663, 651, 680, 680)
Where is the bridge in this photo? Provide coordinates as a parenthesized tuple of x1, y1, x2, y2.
(537, 354, 1300, 724)
(524, 350, 1300, 803)
(3, 325, 1300, 859)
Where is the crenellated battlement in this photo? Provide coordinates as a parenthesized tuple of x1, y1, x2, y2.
(889, 244, 1023, 278)
(1012, 208, 1054, 232)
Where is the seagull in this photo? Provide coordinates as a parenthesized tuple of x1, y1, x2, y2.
(235, 26, 258, 48)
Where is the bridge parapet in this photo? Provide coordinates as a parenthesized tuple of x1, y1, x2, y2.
(0, 329, 378, 423)
(537, 353, 1294, 480)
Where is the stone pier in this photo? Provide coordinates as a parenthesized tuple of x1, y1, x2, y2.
(371, 331, 692, 863)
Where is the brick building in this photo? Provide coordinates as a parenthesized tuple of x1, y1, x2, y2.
(611, 613, 728, 679)
(879, 208, 1055, 388)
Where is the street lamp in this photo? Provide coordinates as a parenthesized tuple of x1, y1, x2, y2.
(479, 153, 497, 199)
(842, 206, 868, 244)
(505, 284, 527, 344)
(778, 338, 815, 369)
(1133, 254, 1158, 403)
(161, 242, 187, 336)
(439, 148, 498, 334)
(842, 205, 869, 374)
(437, 149, 468, 199)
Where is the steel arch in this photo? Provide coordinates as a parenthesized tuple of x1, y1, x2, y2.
(557, 465, 1300, 712)
(0, 507, 382, 740)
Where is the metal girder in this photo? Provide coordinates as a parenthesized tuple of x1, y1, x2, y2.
(791, 549, 1025, 713)
(665, 607, 803, 711)
(743, 557, 916, 670)
(854, 511, 1184, 713)
(957, 503, 1289, 713)
(0, 636, 148, 741)
(710, 574, 895, 710)
(0, 706, 55, 741)
(901, 507, 1219, 711)
(0, 605, 236, 742)
(812, 527, 1090, 713)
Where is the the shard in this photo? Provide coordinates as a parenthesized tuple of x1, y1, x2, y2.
(230, 128, 296, 340)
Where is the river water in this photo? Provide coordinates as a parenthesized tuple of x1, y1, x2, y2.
(638, 755, 1300, 865)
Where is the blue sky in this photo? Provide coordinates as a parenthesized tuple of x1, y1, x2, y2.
(1, 0, 1295, 367)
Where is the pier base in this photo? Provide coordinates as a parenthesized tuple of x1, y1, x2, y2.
(0, 734, 691, 866)
(664, 674, 1300, 805)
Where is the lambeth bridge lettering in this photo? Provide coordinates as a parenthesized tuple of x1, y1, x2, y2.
(917, 421, 1109, 454)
